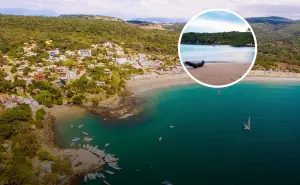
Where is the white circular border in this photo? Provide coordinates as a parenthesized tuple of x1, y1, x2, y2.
(178, 9, 258, 89)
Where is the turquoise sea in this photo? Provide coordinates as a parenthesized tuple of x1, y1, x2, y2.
(55, 82, 300, 185)
(180, 44, 255, 63)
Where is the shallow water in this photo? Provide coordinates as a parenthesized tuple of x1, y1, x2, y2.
(180, 44, 255, 63)
(55, 82, 300, 185)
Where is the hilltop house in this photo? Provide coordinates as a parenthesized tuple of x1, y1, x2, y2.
(78, 49, 92, 57)
(56, 66, 68, 74)
(95, 81, 106, 86)
(0, 94, 39, 111)
(116, 58, 128, 65)
(33, 72, 45, 81)
(104, 68, 112, 78)
(59, 55, 67, 61)
(95, 63, 105, 67)
(65, 51, 75, 56)
(49, 48, 60, 57)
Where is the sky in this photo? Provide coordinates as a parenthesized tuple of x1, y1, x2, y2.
(1, 0, 300, 20)
(183, 10, 249, 33)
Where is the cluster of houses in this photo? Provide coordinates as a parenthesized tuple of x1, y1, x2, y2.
(0, 41, 185, 112)
(0, 94, 40, 111)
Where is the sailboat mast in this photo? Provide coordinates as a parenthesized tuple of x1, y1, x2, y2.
(248, 116, 251, 128)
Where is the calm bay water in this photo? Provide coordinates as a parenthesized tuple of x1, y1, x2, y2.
(55, 82, 300, 185)
(180, 44, 255, 63)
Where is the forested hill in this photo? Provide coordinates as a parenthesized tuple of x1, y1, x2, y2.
(181, 32, 254, 47)
(247, 16, 300, 70)
(246, 16, 295, 25)
(0, 15, 178, 56)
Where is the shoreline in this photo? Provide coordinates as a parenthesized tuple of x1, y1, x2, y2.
(46, 71, 300, 121)
(128, 71, 300, 93)
(39, 113, 105, 185)
(45, 105, 87, 119)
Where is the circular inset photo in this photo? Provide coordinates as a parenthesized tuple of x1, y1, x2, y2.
(178, 9, 257, 88)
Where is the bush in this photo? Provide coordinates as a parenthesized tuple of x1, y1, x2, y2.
(42, 173, 59, 185)
(66, 91, 74, 98)
(72, 95, 85, 105)
(54, 97, 63, 105)
(51, 160, 73, 175)
(36, 108, 46, 121)
(37, 150, 54, 161)
(0, 157, 37, 185)
(12, 133, 40, 157)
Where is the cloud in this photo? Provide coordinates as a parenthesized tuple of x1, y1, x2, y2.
(0, 0, 300, 19)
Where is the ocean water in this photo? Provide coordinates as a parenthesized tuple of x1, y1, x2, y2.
(55, 82, 300, 185)
(180, 44, 255, 63)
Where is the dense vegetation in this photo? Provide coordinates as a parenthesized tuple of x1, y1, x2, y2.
(246, 16, 295, 25)
(181, 31, 254, 47)
(249, 17, 300, 70)
(0, 105, 42, 184)
(0, 15, 178, 57)
(0, 104, 33, 139)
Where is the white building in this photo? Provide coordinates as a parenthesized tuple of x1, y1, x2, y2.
(88, 64, 95, 68)
(116, 58, 128, 65)
(78, 49, 92, 57)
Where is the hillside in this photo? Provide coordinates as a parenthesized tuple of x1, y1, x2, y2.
(248, 17, 300, 70)
(59, 14, 123, 22)
(0, 15, 178, 56)
(129, 17, 186, 24)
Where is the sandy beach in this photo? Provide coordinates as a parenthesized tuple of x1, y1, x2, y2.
(128, 70, 300, 93)
(187, 63, 251, 86)
(45, 105, 87, 119)
(127, 74, 195, 93)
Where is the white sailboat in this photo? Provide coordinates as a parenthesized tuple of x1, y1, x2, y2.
(243, 116, 250, 131)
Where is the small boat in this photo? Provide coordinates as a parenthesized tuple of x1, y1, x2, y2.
(95, 172, 101, 178)
(243, 116, 251, 131)
(159, 137, 162, 141)
(105, 143, 110, 147)
(84, 175, 87, 182)
(169, 126, 174, 128)
(162, 180, 173, 185)
(78, 125, 83, 128)
(105, 170, 114, 175)
(72, 137, 80, 142)
(103, 180, 111, 185)
(100, 173, 106, 179)
(70, 124, 74, 128)
(111, 166, 121, 170)
(82, 131, 88, 136)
